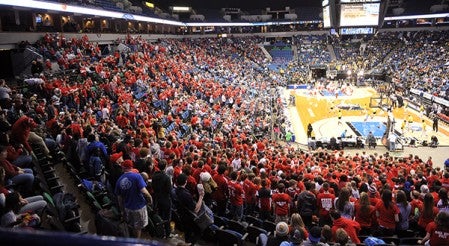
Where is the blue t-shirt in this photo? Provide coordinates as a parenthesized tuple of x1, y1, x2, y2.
(115, 172, 147, 210)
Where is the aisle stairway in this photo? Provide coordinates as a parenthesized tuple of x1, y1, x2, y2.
(327, 44, 337, 61)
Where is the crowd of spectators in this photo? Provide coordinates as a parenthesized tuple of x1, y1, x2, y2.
(0, 31, 449, 246)
(387, 31, 449, 100)
(294, 35, 331, 66)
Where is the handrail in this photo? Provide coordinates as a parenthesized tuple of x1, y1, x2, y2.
(25, 47, 43, 60)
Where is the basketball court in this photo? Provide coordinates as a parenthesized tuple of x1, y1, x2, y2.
(282, 85, 449, 168)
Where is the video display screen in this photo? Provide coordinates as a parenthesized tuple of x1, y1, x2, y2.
(340, 3, 380, 27)
(323, 5, 331, 28)
(340, 27, 375, 35)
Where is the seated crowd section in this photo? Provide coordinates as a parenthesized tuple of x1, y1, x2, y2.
(0, 30, 449, 246)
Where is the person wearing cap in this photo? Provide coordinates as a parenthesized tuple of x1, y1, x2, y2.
(368, 183, 381, 206)
(174, 173, 204, 245)
(302, 226, 329, 246)
(259, 221, 291, 246)
(115, 159, 152, 238)
(108, 152, 124, 189)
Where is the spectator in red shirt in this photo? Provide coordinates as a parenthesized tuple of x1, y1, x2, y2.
(228, 171, 244, 221)
(419, 211, 449, 246)
(317, 182, 336, 226)
(10, 115, 38, 155)
(418, 193, 440, 236)
(272, 183, 291, 223)
(355, 192, 377, 235)
(256, 179, 272, 221)
(212, 164, 228, 217)
(375, 189, 400, 236)
(330, 210, 361, 244)
(368, 183, 381, 207)
(242, 172, 258, 216)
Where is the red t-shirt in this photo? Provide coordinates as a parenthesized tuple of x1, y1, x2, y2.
(355, 203, 377, 228)
(257, 187, 272, 211)
(212, 174, 228, 201)
(228, 180, 244, 206)
(317, 192, 335, 218)
(332, 217, 361, 244)
(272, 193, 291, 216)
(426, 221, 449, 246)
(410, 199, 423, 216)
(243, 179, 258, 205)
(375, 201, 400, 229)
(418, 207, 440, 229)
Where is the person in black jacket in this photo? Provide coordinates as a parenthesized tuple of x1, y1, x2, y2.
(297, 181, 317, 230)
(152, 160, 172, 238)
(175, 173, 204, 245)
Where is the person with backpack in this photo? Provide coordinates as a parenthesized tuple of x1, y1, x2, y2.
(115, 160, 152, 238)
(151, 160, 172, 238)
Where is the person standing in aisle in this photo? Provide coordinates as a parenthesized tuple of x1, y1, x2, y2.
(115, 160, 152, 238)
(152, 160, 172, 238)
(175, 173, 204, 245)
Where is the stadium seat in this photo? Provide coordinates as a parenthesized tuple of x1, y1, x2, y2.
(216, 228, 248, 246)
(226, 219, 247, 235)
(245, 215, 263, 227)
(246, 224, 268, 243)
(399, 237, 422, 245)
(262, 220, 276, 234)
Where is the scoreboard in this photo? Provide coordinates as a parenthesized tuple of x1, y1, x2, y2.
(340, 2, 380, 26)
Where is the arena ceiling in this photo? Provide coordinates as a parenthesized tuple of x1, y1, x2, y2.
(152, 0, 321, 11)
(151, 0, 442, 14)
